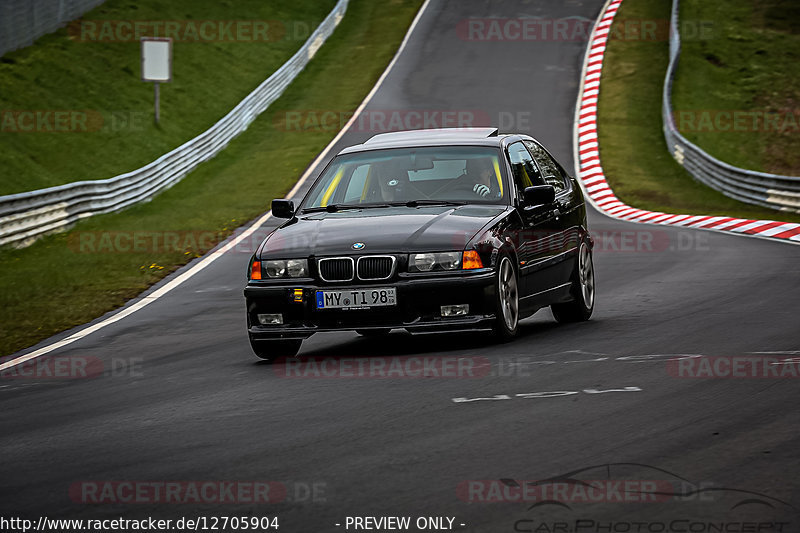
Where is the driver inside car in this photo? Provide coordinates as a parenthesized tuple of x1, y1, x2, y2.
(458, 158, 500, 199)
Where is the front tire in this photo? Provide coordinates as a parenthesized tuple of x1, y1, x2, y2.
(493, 255, 519, 339)
(250, 339, 302, 362)
(551, 240, 595, 323)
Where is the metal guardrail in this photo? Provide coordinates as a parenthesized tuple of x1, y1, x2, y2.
(0, 0, 107, 57)
(0, 0, 348, 248)
(662, 0, 800, 214)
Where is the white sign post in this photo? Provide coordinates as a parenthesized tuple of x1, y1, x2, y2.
(141, 37, 172, 125)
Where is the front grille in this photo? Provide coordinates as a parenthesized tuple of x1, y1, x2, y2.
(318, 257, 354, 282)
(357, 256, 395, 280)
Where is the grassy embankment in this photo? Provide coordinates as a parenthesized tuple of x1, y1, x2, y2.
(0, 0, 423, 356)
(0, 0, 336, 195)
(597, 0, 800, 221)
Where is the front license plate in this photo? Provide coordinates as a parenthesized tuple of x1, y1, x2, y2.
(315, 288, 396, 309)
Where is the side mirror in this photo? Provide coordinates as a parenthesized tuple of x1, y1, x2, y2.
(523, 185, 555, 207)
(272, 199, 295, 219)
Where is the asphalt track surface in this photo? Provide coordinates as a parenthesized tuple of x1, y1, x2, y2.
(2, 1, 800, 531)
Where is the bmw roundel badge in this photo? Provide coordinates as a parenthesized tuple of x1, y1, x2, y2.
(352, 242, 365, 250)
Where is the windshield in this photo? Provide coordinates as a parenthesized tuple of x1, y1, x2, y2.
(300, 146, 508, 211)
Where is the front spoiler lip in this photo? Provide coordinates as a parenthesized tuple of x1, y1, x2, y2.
(248, 315, 495, 340)
(246, 270, 497, 340)
(244, 269, 495, 292)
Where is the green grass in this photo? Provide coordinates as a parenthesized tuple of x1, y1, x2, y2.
(596, 0, 800, 222)
(673, 0, 800, 175)
(0, 0, 424, 357)
(0, 0, 336, 195)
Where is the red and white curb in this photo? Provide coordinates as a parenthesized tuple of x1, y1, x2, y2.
(573, 0, 800, 244)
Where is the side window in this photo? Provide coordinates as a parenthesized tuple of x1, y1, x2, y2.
(507, 142, 543, 199)
(524, 140, 568, 194)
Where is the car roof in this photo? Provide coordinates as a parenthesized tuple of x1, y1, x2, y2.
(338, 128, 528, 154)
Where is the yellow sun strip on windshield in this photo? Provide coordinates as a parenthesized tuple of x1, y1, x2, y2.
(361, 166, 373, 200)
(493, 157, 503, 196)
(320, 167, 344, 207)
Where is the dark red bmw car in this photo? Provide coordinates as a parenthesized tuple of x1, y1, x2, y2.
(244, 128, 595, 360)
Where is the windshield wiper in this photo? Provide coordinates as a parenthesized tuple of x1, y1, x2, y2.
(390, 200, 467, 208)
(301, 203, 391, 213)
(302, 200, 465, 213)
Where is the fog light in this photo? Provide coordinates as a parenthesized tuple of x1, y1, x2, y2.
(441, 304, 469, 317)
(257, 313, 283, 325)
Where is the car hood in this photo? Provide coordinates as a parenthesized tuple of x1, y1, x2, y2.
(259, 205, 510, 257)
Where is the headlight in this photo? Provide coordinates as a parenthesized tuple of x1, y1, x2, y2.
(286, 259, 308, 277)
(263, 259, 308, 278)
(410, 253, 436, 272)
(437, 252, 462, 270)
(408, 252, 462, 272)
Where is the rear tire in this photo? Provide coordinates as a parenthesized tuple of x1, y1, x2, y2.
(493, 255, 519, 340)
(250, 339, 302, 362)
(551, 241, 595, 323)
(356, 329, 392, 337)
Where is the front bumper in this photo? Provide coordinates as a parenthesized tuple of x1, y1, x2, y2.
(244, 270, 496, 340)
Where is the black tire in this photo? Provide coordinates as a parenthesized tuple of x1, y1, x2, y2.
(551, 240, 595, 323)
(356, 328, 392, 337)
(249, 339, 302, 362)
(493, 254, 520, 339)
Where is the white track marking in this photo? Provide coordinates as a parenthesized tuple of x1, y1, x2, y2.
(452, 387, 642, 403)
(0, 0, 433, 373)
